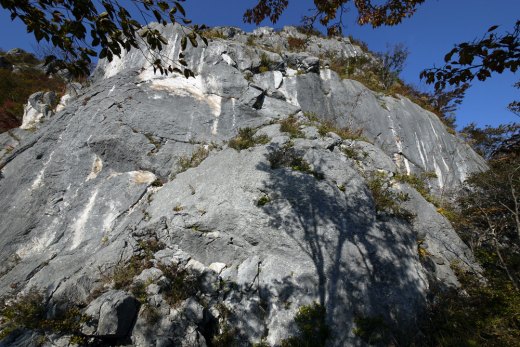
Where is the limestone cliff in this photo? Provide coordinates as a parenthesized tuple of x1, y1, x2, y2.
(0, 24, 486, 346)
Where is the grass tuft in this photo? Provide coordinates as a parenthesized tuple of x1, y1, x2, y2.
(228, 127, 270, 151)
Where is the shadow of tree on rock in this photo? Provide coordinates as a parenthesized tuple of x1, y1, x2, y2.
(254, 144, 430, 345)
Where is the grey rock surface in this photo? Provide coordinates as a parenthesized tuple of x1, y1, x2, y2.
(83, 290, 139, 337)
(0, 23, 486, 346)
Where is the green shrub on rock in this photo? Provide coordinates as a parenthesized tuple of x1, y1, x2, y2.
(279, 115, 304, 138)
(281, 303, 330, 347)
(0, 288, 88, 344)
(367, 171, 413, 221)
(353, 315, 391, 345)
(228, 127, 270, 151)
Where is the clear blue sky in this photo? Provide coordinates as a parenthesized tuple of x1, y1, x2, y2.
(1, 0, 518, 128)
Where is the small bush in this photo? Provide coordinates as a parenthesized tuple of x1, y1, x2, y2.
(280, 115, 304, 138)
(367, 172, 413, 221)
(0, 288, 88, 344)
(257, 194, 271, 207)
(295, 26, 323, 37)
(107, 238, 163, 290)
(156, 263, 200, 307)
(141, 304, 161, 324)
(281, 303, 330, 347)
(317, 120, 365, 141)
(151, 178, 163, 187)
(394, 171, 438, 205)
(211, 303, 244, 347)
(138, 238, 166, 260)
(341, 146, 363, 160)
(348, 36, 369, 52)
(353, 315, 391, 345)
(0, 288, 45, 339)
(246, 36, 256, 47)
(130, 281, 148, 303)
(177, 146, 210, 173)
(268, 144, 323, 179)
(111, 256, 151, 290)
(203, 29, 226, 40)
(287, 37, 307, 51)
(417, 240, 431, 260)
(258, 53, 271, 73)
(303, 111, 320, 122)
(228, 127, 270, 151)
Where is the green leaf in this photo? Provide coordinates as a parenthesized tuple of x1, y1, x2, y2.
(189, 36, 198, 47)
(174, 2, 186, 17)
(157, 2, 169, 11)
(99, 48, 107, 59)
(152, 10, 162, 23)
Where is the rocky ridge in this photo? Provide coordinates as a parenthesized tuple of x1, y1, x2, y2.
(0, 24, 486, 346)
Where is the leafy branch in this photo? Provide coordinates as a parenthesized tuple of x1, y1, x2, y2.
(244, 0, 426, 36)
(421, 21, 519, 91)
(0, 0, 208, 77)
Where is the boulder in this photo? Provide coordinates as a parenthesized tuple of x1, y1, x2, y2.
(19, 91, 57, 129)
(82, 290, 139, 338)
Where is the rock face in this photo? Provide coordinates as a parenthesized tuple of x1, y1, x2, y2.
(82, 290, 139, 338)
(18, 83, 81, 130)
(0, 25, 486, 346)
(19, 91, 57, 129)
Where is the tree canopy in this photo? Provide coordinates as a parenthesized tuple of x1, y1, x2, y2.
(0, 0, 207, 77)
(244, 0, 426, 36)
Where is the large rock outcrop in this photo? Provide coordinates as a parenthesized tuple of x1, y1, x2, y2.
(0, 24, 486, 346)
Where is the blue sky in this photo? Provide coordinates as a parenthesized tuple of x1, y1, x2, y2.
(0, 0, 518, 128)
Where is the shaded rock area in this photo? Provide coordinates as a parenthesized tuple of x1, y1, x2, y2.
(0, 24, 486, 346)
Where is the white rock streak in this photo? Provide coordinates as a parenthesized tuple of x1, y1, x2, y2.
(414, 132, 427, 168)
(71, 188, 99, 249)
(16, 218, 60, 258)
(86, 155, 103, 181)
(140, 71, 223, 135)
(433, 159, 444, 189)
(31, 151, 56, 190)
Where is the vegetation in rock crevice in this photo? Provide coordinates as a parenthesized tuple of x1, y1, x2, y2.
(0, 288, 89, 344)
(268, 143, 324, 180)
(366, 171, 414, 221)
(287, 36, 307, 51)
(175, 144, 218, 176)
(353, 315, 391, 345)
(228, 127, 270, 151)
(279, 115, 304, 138)
(394, 171, 438, 205)
(317, 120, 366, 141)
(281, 303, 330, 347)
